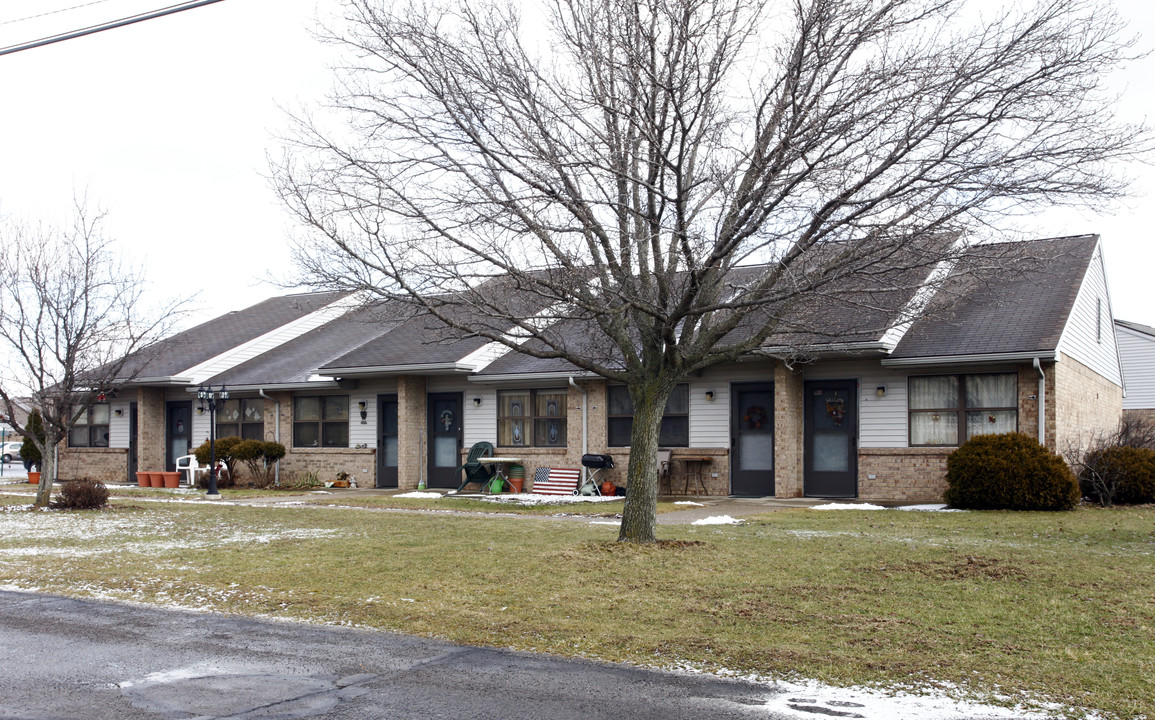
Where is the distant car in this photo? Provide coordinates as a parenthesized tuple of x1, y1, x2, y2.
(1, 441, 22, 463)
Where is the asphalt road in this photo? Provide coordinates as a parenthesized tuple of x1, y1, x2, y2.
(0, 590, 783, 720)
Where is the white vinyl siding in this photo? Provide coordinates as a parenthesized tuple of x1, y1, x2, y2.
(348, 379, 398, 449)
(108, 402, 131, 449)
(689, 364, 772, 447)
(1117, 324, 1155, 410)
(1056, 244, 1123, 386)
(804, 360, 909, 448)
(464, 387, 498, 447)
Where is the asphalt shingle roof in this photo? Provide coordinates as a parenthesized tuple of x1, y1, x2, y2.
(890, 235, 1098, 358)
(205, 303, 408, 386)
(117, 291, 348, 380)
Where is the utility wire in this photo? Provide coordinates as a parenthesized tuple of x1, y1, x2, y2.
(0, 0, 119, 28)
(0, 0, 226, 57)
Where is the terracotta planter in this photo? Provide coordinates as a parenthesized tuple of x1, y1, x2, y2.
(28, 471, 40, 485)
(149, 472, 164, 488)
(162, 471, 181, 489)
(508, 477, 524, 494)
(136, 471, 150, 488)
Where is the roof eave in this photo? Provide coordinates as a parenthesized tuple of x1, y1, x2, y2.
(470, 370, 599, 383)
(316, 362, 477, 377)
(881, 350, 1059, 367)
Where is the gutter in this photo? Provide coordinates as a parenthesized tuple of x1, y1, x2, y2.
(882, 351, 1059, 367)
(470, 371, 598, 384)
(569, 376, 588, 484)
(1033, 358, 1046, 447)
(258, 388, 280, 486)
(316, 362, 476, 376)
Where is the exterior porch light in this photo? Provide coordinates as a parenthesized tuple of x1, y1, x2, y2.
(358, 400, 368, 423)
(876, 385, 886, 398)
(196, 384, 229, 500)
(473, 397, 482, 407)
(704, 389, 715, 402)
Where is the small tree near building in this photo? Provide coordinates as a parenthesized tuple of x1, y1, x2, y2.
(0, 201, 183, 507)
(278, 0, 1149, 541)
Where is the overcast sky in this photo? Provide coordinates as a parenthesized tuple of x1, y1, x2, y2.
(1, 0, 1153, 331)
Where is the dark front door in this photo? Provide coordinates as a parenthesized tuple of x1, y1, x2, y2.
(165, 401, 192, 471)
(731, 382, 775, 496)
(427, 393, 463, 489)
(804, 380, 857, 497)
(128, 402, 138, 480)
(377, 394, 399, 488)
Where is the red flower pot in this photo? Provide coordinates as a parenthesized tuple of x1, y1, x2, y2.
(149, 472, 164, 488)
(136, 471, 150, 488)
(162, 471, 181, 489)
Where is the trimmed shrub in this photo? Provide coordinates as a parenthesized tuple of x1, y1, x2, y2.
(944, 432, 1079, 511)
(193, 436, 242, 487)
(50, 478, 109, 510)
(1080, 445, 1155, 506)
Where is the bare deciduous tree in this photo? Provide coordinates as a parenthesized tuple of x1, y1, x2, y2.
(277, 0, 1148, 541)
(0, 202, 183, 507)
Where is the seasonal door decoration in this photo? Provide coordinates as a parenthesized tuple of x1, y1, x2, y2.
(825, 395, 846, 427)
(440, 409, 454, 431)
(743, 405, 768, 429)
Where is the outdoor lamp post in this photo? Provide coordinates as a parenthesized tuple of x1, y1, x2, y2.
(196, 384, 229, 500)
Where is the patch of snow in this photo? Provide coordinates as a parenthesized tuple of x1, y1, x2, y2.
(472, 493, 624, 506)
(761, 678, 1062, 719)
(674, 501, 705, 506)
(691, 515, 743, 525)
(812, 503, 888, 510)
(393, 491, 444, 499)
(589, 520, 620, 526)
(895, 504, 965, 512)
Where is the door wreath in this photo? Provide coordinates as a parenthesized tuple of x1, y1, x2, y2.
(743, 405, 768, 429)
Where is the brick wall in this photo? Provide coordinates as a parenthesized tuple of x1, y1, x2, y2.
(773, 364, 804, 498)
(1123, 408, 1155, 425)
(397, 376, 426, 490)
(277, 447, 377, 487)
(56, 447, 129, 483)
(1055, 355, 1123, 454)
(858, 448, 951, 502)
(137, 387, 165, 473)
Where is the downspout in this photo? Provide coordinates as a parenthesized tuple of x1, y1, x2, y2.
(1032, 358, 1046, 447)
(569, 376, 588, 483)
(258, 389, 280, 486)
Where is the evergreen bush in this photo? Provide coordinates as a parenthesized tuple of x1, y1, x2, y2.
(944, 432, 1079, 511)
(20, 410, 45, 471)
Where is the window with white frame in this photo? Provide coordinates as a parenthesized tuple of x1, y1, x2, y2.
(607, 384, 689, 447)
(908, 373, 1017, 446)
(68, 403, 110, 447)
(293, 396, 349, 447)
(497, 389, 567, 447)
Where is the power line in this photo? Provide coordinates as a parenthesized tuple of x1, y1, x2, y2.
(0, 0, 227, 57)
(0, 1, 120, 28)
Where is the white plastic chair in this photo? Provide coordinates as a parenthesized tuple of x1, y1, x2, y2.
(175, 454, 207, 487)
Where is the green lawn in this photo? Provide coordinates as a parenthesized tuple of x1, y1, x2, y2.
(0, 494, 1151, 718)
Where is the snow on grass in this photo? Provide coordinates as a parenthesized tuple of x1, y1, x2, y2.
(472, 493, 624, 506)
(589, 520, 620, 526)
(812, 502, 965, 513)
(393, 491, 445, 499)
(895, 504, 965, 512)
(691, 515, 743, 525)
(674, 501, 705, 506)
(812, 502, 889, 510)
(761, 678, 1066, 720)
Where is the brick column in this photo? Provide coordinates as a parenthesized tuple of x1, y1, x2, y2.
(773, 363, 804, 497)
(397, 375, 427, 490)
(137, 387, 166, 473)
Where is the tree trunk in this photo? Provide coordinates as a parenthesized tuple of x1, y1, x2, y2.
(33, 434, 59, 508)
(618, 384, 671, 543)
